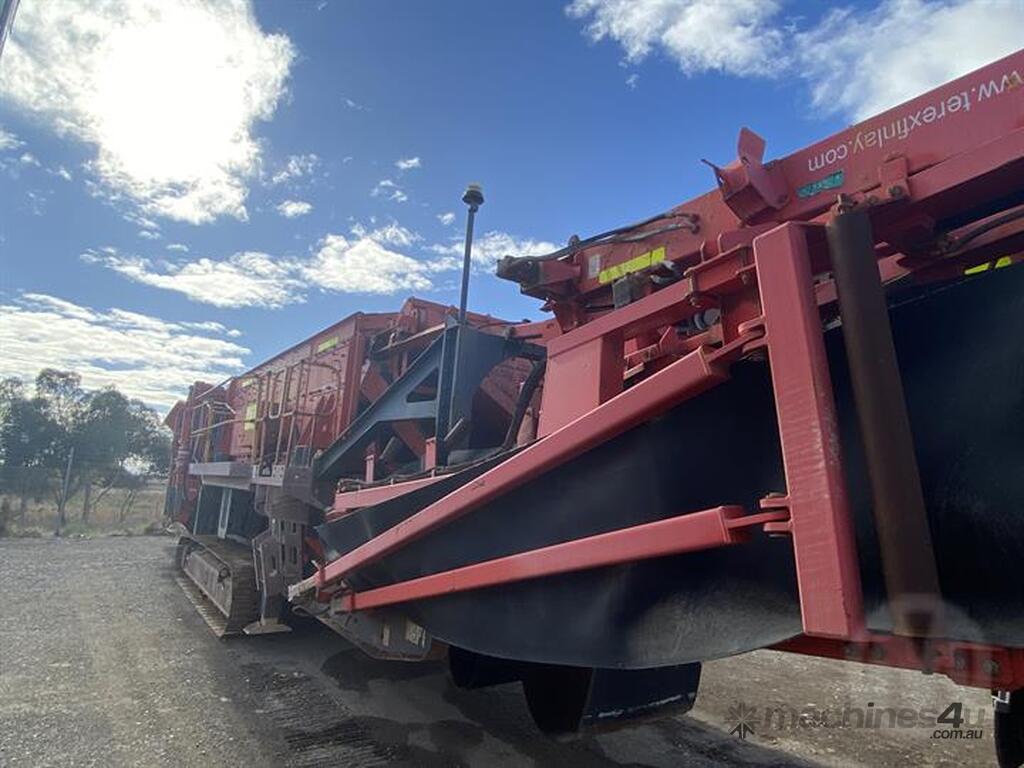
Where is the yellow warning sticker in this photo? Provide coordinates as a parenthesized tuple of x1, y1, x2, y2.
(964, 256, 1013, 275)
(598, 246, 666, 285)
(243, 402, 257, 432)
(316, 336, 339, 353)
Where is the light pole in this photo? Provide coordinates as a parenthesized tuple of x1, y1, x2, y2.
(457, 183, 484, 324)
(441, 184, 484, 465)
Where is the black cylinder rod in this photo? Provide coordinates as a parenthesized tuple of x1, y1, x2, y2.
(827, 204, 942, 638)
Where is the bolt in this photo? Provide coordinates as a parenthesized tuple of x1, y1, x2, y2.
(889, 185, 905, 199)
(688, 295, 701, 308)
(740, 271, 752, 285)
(835, 193, 856, 213)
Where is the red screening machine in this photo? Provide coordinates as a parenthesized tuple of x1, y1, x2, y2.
(166, 51, 1024, 763)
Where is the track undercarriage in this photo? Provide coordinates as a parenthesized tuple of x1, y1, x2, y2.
(175, 535, 260, 637)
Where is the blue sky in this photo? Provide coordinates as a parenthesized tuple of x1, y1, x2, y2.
(1, 0, 1021, 408)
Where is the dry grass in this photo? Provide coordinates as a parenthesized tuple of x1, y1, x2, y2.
(1, 481, 168, 538)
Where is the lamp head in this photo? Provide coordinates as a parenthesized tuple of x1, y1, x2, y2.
(462, 183, 484, 208)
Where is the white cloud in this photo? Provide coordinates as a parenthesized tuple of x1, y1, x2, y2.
(82, 248, 306, 309)
(566, 0, 1024, 119)
(371, 178, 408, 202)
(795, 0, 1024, 120)
(342, 96, 369, 111)
(19, 152, 40, 167)
(51, 165, 73, 181)
(126, 212, 160, 231)
(181, 319, 243, 337)
(395, 156, 421, 170)
(302, 235, 433, 294)
(351, 221, 422, 248)
(437, 211, 456, 227)
(567, 0, 785, 77)
(0, 127, 24, 151)
(276, 199, 313, 218)
(625, 73, 640, 89)
(138, 229, 162, 240)
(166, 243, 190, 252)
(429, 230, 558, 269)
(270, 153, 319, 185)
(0, 292, 249, 408)
(86, 224, 557, 305)
(25, 190, 48, 215)
(0, 0, 294, 224)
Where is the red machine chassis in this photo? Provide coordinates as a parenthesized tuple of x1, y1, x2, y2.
(293, 51, 1024, 693)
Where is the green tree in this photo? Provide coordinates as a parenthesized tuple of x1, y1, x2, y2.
(0, 370, 171, 532)
(73, 389, 170, 522)
(0, 392, 62, 521)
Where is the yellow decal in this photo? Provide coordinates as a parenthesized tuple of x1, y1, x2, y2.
(964, 256, 1013, 275)
(316, 335, 339, 353)
(598, 246, 666, 285)
(240, 378, 254, 388)
(243, 402, 257, 432)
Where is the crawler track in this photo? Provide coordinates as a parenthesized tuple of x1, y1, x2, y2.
(176, 535, 260, 637)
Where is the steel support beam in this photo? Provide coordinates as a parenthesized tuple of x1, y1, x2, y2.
(753, 222, 864, 639)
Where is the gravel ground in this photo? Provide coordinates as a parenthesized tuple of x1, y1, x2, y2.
(0, 536, 996, 767)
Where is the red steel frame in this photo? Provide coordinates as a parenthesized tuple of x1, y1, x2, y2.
(335, 506, 787, 612)
(290, 52, 1024, 691)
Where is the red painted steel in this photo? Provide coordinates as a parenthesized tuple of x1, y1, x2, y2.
(752, 222, 864, 639)
(335, 506, 788, 612)
(775, 635, 1024, 691)
(507, 50, 1023, 306)
(163, 53, 1024, 697)
(329, 475, 447, 519)
(294, 346, 728, 596)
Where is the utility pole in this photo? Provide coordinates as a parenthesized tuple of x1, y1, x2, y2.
(56, 445, 74, 536)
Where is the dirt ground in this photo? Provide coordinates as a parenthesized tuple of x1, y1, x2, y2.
(0, 536, 996, 767)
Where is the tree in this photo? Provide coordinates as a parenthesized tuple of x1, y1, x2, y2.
(0, 393, 62, 521)
(35, 369, 85, 429)
(30, 370, 84, 527)
(0, 370, 171, 532)
(73, 389, 170, 522)
(0, 377, 26, 466)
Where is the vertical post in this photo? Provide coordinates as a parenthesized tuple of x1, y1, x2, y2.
(56, 445, 74, 536)
(457, 184, 484, 325)
(826, 205, 942, 638)
(442, 184, 484, 465)
(754, 222, 864, 639)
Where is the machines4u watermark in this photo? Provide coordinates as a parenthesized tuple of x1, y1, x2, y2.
(726, 700, 985, 741)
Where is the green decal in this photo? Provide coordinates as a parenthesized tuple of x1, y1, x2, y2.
(797, 170, 844, 199)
